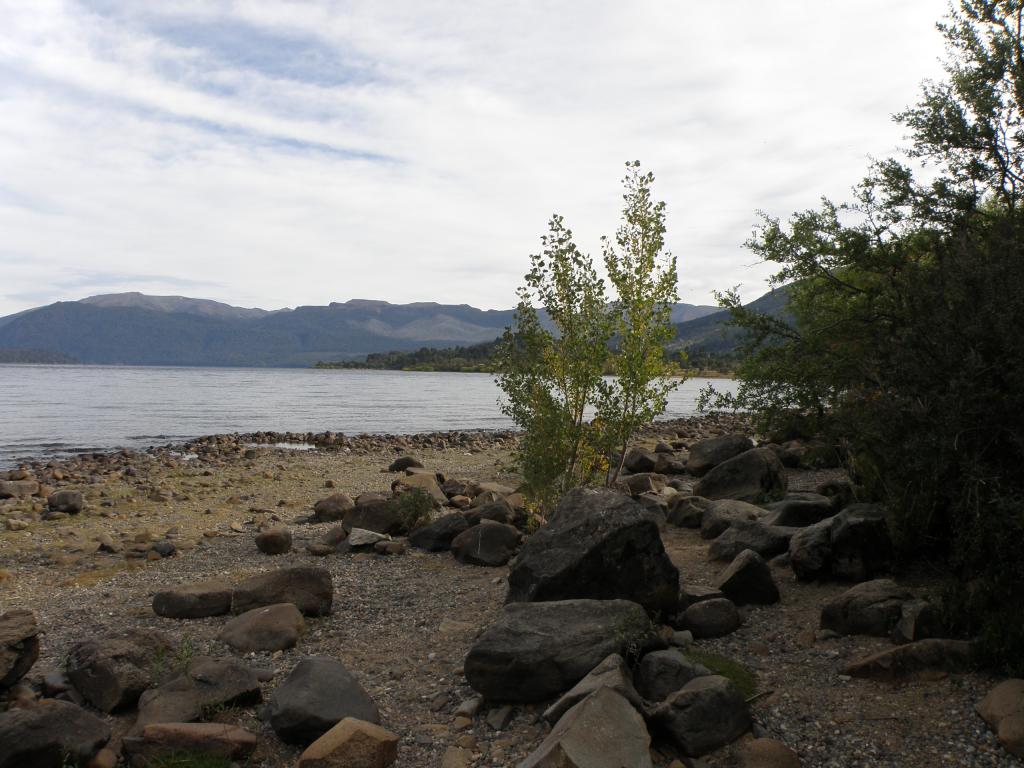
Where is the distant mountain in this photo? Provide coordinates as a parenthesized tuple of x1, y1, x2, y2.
(0, 293, 721, 367)
(669, 286, 792, 355)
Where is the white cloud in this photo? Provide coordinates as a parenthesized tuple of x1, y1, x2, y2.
(0, 0, 949, 315)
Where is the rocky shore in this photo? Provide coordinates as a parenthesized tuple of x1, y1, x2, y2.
(1, 414, 1022, 767)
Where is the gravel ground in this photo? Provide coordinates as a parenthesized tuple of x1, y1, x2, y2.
(1, 422, 1021, 768)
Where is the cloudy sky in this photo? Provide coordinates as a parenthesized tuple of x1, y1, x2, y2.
(0, 1, 949, 317)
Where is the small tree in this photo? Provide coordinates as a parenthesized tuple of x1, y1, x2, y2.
(497, 163, 680, 506)
(496, 215, 614, 507)
(600, 162, 681, 482)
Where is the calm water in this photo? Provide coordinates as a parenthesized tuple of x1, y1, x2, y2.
(0, 365, 736, 467)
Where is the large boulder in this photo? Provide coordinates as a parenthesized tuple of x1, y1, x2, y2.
(977, 679, 1024, 759)
(297, 718, 399, 768)
(819, 579, 914, 637)
(0, 699, 111, 768)
(464, 599, 657, 703)
(842, 638, 972, 682)
(408, 512, 469, 552)
(463, 498, 517, 526)
(392, 473, 446, 505)
(153, 579, 233, 619)
(700, 499, 762, 539)
(255, 527, 292, 555)
(268, 657, 380, 745)
(693, 448, 787, 503)
(520, 687, 653, 768)
(342, 496, 404, 536)
(312, 493, 354, 523)
(623, 447, 658, 473)
(650, 675, 751, 756)
(218, 603, 306, 652)
(451, 522, 520, 566)
(714, 549, 780, 605)
(686, 434, 754, 477)
(0, 479, 38, 499)
(66, 629, 173, 712)
(506, 488, 679, 616)
(707, 520, 798, 562)
(634, 649, 710, 702)
(134, 656, 262, 730)
(231, 567, 333, 616)
(789, 505, 893, 582)
(0, 609, 39, 689)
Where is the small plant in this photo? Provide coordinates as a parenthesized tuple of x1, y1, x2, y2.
(388, 487, 435, 530)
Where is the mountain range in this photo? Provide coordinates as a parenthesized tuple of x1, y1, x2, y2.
(0, 290, 786, 367)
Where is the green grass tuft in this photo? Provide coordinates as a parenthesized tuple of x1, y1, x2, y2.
(687, 650, 758, 699)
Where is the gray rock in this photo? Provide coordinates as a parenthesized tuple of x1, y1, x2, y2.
(820, 579, 914, 637)
(892, 599, 940, 644)
(135, 656, 262, 731)
(762, 493, 834, 527)
(451, 521, 520, 566)
(345, 528, 390, 549)
(715, 549, 780, 605)
(542, 654, 643, 724)
(707, 520, 798, 562)
(666, 495, 712, 528)
(268, 656, 380, 744)
(678, 584, 724, 610)
(634, 649, 710, 701)
(153, 579, 233, 619)
(312, 493, 354, 523)
(219, 603, 306, 652)
(0, 699, 111, 768)
(700, 499, 762, 540)
(388, 456, 423, 472)
(651, 675, 751, 757)
(66, 629, 173, 712)
(231, 567, 333, 617)
(464, 498, 518, 527)
(465, 599, 657, 703)
(830, 504, 893, 581)
(681, 598, 741, 639)
(788, 517, 834, 581)
(520, 687, 653, 768)
(255, 527, 292, 555)
(693, 448, 787, 503)
(343, 496, 404, 535)
(620, 473, 667, 496)
(506, 487, 679, 616)
(686, 434, 754, 477)
(408, 513, 470, 552)
(623, 447, 658, 473)
(47, 489, 84, 514)
(0, 609, 39, 689)
(842, 638, 972, 682)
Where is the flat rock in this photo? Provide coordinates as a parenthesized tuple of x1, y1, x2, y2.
(842, 638, 973, 682)
(268, 657, 380, 745)
(66, 628, 173, 712)
(762, 493, 834, 527)
(465, 599, 657, 703)
(0, 609, 39, 689)
(520, 686, 653, 768)
(0, 699, 111, 768)
(134, 656, 262, 731)
(451, 521, 520, 566)
(506, 487, 679, 616)
(715, 549, 780, 606)
(542, 654, 643, 724)
(152, 579, 233, 619)
(651, 674, 750, 757)
(219, 603, 305, 652)
(347, 528, 391, 549)
(122, 722, 257, 766)
(232, 567, 333, 616)
(707, 520, 798, 562)
(700, 499, 762, 540)
(297, 717, 399, 767)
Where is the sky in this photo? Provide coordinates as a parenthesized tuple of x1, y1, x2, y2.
(0, 1, 950, 317)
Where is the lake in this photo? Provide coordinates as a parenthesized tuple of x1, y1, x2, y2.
(0, 365, 737, 467)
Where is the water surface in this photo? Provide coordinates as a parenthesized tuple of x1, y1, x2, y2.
(0, 365, 736, 466)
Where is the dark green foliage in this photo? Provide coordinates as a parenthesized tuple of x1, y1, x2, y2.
(705, 1, 1024, 672)
(686, 650, 758, 699)
(317, 339, 499, 371)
